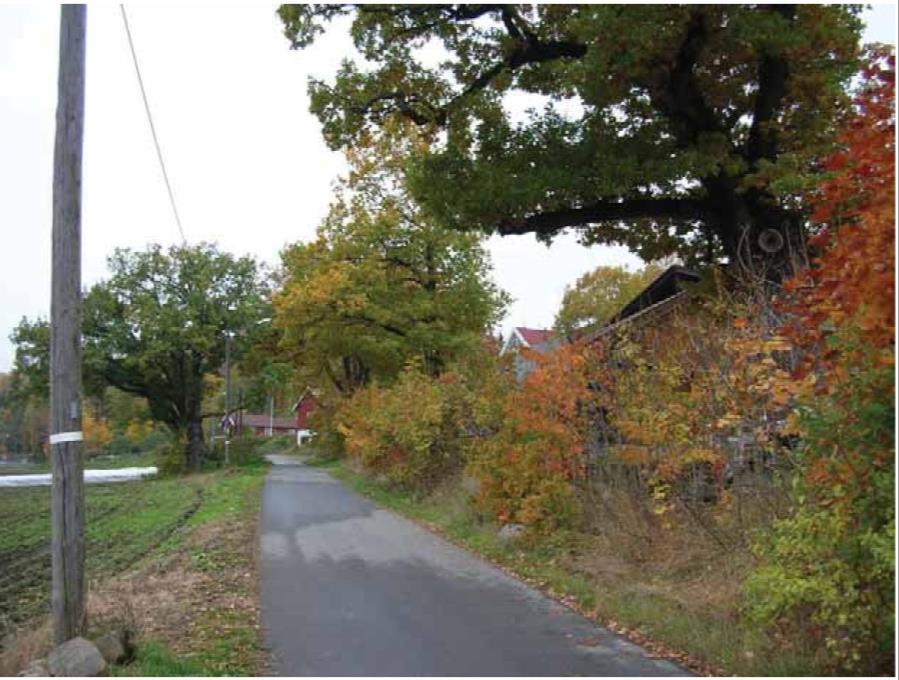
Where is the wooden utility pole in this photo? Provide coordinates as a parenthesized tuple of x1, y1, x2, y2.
(50, 4, 87, 644)
(224, 331, 232, 464)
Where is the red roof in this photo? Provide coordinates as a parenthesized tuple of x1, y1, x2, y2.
(516, 327, 555, 346)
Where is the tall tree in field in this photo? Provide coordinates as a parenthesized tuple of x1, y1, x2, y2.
(12, 244, 270, 469)
(554, 262, 667, 337)
(273, 135, 508, 394)
(279, 4, 862, 279)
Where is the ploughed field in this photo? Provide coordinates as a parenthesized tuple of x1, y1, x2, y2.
(0, 477, 202, 642)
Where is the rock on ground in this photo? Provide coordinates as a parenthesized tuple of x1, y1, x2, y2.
(46, 637, 107, 677)
(497, 523, 526, 542)
(93, 631, 128, 665)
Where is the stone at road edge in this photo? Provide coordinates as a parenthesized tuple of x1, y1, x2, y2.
(46, 637, 107, 677)
(94, 630, 128, 665)
(497, 523, 526, 542)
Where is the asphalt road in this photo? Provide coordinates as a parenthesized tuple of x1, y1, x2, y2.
(260, 455, 690, 677)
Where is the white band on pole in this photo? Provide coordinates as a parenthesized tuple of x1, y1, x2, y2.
(49, 431, 83, 445)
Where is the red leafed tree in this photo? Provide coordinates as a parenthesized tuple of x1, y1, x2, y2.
(782, 47, 895, 366)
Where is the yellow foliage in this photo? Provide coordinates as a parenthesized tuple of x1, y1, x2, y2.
(82, 408, 112, 455)
(596, 294, 797, 512)
(125, 419, 154, 443)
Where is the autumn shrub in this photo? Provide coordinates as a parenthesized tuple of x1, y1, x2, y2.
(82, 407, 112, 457)
(154, 436, 187, 476)
(467, 344, 594, 531)
(336, 365, 470, 493)
(746, 332, 894, 673)
(744, 50, 895, 674)
(594, 290, 797, 536)
(227, 435, 268, 467)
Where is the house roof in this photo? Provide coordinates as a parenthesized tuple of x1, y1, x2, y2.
(606, 265, 700, 325)
(240, 414, 298, 430)
(291, 387, 319, 413)
(515, 327, 556, 347)
(583, 265, 700, 345)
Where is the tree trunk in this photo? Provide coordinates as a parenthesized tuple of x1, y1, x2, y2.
(706, 177, 806, 284)
(186, 417, 204, 471)
(423, 349, 444, 378)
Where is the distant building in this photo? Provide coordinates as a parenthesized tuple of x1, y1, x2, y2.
(500, 326, 560, 381)
(237, 388, 318, 446)
(239, 413, 304, 438)
(291, 389, 317, 445)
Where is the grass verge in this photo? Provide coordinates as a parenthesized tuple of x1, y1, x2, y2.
(310, 456, 819, 677)
(0, 463, 269, 676)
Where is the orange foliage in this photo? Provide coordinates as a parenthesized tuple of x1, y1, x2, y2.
(782, 48, 895, 369)
(468, 344, 594, 530)
(82, 408, 112, 455)
(776, 48, 896, 507)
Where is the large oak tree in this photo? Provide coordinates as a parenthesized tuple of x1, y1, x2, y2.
(12, 244, 270, 469)
(279, 4, 862, 279)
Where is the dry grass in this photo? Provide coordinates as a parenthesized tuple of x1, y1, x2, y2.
(0, 620, 52, 676)
(568, 523, 751, 617)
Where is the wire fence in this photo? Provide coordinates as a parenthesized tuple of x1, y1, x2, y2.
(0, 478, 202, 645)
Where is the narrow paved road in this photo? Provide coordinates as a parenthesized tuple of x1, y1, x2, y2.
(260, 455, 689, 676)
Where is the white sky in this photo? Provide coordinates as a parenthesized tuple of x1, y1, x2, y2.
(0, 3, 896, 371)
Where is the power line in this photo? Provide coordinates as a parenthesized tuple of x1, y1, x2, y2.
(120, 4, 187, 243)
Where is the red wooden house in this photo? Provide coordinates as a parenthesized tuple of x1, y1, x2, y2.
(237, 388, 318, 445)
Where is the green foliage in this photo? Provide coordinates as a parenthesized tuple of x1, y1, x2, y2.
(746, 501, 894, 674)
(226, 436, 269, 468)
(745, 340, 895, 674)
(154, 436, 188, 477)
(8, 318, 50, 401)
(136, 426, 172, 454)
(106, 434, 135, 457)
(235, 344, 295, 417)
(279, 5, 862, 270)
(553, 262, 667, 336)
(103, 388, 152, 432)
(2, 324, 53, 457)
(305, 393, 346, 459)
(257, 434, 296, 454)
(11, 243, 271, 470)
(111, 641, 204, 677)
